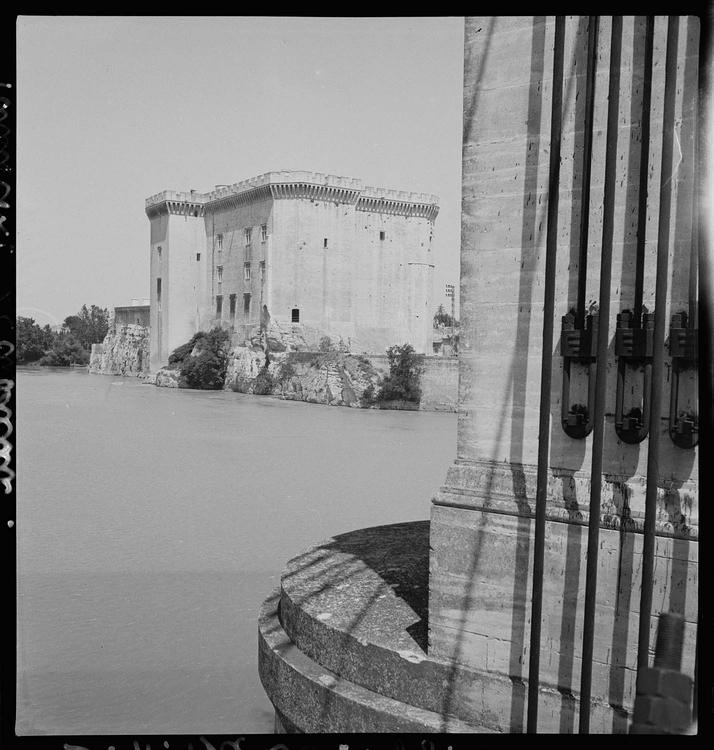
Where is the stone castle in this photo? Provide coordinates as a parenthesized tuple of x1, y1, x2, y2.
(145, 171, 440, 368)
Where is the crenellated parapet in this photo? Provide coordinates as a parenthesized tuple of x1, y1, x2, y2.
(146, 171, 439, 219)
(357, 186, 440, 220)
(145, 190, 206, 218)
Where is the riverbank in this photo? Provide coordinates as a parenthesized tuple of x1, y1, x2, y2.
(89, 323, 458, 411)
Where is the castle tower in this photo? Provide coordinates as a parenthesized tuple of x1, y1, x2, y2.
(145, 191, 207, 369)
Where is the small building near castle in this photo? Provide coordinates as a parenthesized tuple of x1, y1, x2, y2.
(145, 171, 439, 369)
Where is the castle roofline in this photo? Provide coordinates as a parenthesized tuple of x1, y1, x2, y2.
(145, 171, 439, 220)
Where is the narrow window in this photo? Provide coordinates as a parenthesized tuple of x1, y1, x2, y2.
(244, 262, 251, 281)
(244, 227, 252, 246)
(291, 308, 300, 323)
(261, 224, 268, 242)
(216, 295, 223, 318)
(323, 238, 328, 248)
(229, 294, 236, 321)
(259, 260, 265, 282)
(216, 233, 223, 250)
(156, 278, 162, 310)
(196, 253, 201, 261)
(243, 293, 251, 315)
(217, 265, 223, 283)
(157, 245, 162, 258)
(379, 231, 386, 241)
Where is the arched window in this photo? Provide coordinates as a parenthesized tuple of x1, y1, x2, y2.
(291, 308, 300, 323)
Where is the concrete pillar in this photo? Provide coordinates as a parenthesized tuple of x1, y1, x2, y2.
(428, 16, 699, 733)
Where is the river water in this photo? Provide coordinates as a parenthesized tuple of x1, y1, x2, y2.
(16, 368, 456, 735)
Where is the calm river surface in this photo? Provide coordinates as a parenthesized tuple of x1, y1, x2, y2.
(16, 368, 456, 735)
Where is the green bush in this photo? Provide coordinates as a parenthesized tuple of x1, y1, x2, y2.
(175, 328, 230, 389)
(361, 383, 376, 405)
(169, 332, 206, 367)
(278, 359, 297, 381)
(375, 343, 423, 404)
(39, 336, 90, 366)
(253, 361, 274, 395)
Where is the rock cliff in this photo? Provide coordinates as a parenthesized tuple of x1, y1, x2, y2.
(225, 346, 381, 408)
(89, 324, 151, 378)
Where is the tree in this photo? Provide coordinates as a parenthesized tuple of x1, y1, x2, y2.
(376, 343, 423, 404)
(62, 305, 109, 351)
(39, 336, 89, 366)
(433, 304, 457, 328)
(16, 317, 54, 362)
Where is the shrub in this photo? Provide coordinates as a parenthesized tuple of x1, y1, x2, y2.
(361, 383, 376, 405)
(278, 360, 297, 381)
(319, 335, 334, 353)
(175, 328, 230, 389)
(169, 332, 206, 367)
(253, 362, 274, 395)
(375, 343, 423, 404)
(39, 336, 89, 366)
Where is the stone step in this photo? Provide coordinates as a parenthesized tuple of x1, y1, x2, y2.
(273, 520, 514, 730)
(258, 589, 486, 733)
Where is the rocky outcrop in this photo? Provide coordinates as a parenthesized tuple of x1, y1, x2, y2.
(224, 344, 380, 408)
(89, 324, 150, 378)
(225, 346, 268, 393)
(278, 353, 377, 407)
(154, 367, 181, 388)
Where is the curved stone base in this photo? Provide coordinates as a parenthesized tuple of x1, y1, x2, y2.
(258, 520, 633, 733)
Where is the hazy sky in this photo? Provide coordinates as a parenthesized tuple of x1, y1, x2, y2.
(17, 16, 464, 327)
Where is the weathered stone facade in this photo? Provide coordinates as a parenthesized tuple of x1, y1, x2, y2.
(145, 172, 439, 369)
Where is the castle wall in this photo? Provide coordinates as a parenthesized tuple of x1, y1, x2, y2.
(353, 211, 435, 353)
(203, 195, 274, 332)
(114, 306, 150, 328)
(428, 15, 699, 731)
(270, 195, 358, 331)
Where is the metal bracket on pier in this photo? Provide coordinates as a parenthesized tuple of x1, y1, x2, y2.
(668, 312, 698, 449)
(560, 310, 598, 439)
(614, 310, 654, 444)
